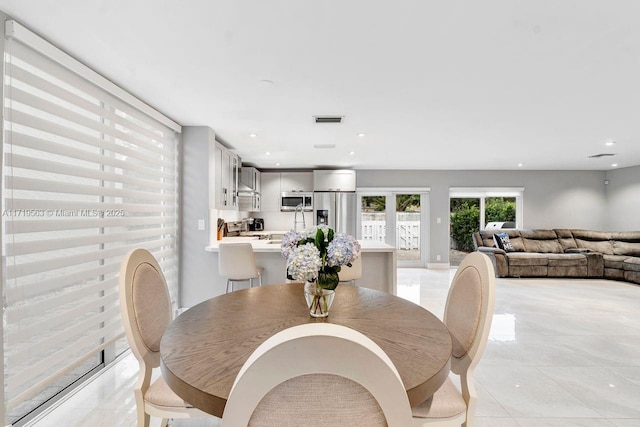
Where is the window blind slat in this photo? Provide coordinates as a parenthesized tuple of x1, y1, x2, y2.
(6, 226, 176, 257)
(7, 238, 174, 279)
(7, 62, 177, 148)
(5, 153, 176, 192)
(5, 176, 175, 202)
(8, 85, 175, 158)
(6, 216, 175, 234)
(7, 304, 121, 366)
(8, 130, 176, 181)
(6, 197, 175, 214)
(7, 109, 173, 168)
(7, 291, 119, 345)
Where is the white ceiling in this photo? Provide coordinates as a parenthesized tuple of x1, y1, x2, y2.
(0, 1, 638, 170)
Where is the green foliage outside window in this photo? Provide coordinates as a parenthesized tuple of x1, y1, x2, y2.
(450, 201, 480, 251)
(450, 197, 516, 251)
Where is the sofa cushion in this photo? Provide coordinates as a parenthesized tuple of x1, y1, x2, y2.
(547, 253, 587, 267)
(623, 257, 640, 272)
(610, 231, 640, 242)
(574, 238, 614, 255)
(624, 270, 640, 284)
(613, 241, 640, 257)
(493, 233, 515, 252)
(506, 252, 548, 266)
(554, 229, 578, 251)
(478, 230, 524, 252)
(571, 230, 612, 240)
(604, 268, 625, 280)
(603, 254, 629, 269)
(519, 230, 563, 253)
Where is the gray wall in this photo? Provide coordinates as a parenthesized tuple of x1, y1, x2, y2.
(179, 126, 218, 307)
(356, 170, 608, 263)
(605, 165, 640, 231)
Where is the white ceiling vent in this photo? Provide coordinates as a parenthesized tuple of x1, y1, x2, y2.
(588, 153, 616, 158)
(314, 144, 336, 149)
(314, 115, 343, 123)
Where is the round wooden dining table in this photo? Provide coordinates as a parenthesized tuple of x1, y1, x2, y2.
(160, 283, 452, 417)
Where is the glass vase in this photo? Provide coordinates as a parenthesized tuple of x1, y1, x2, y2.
(304, 281, 335, 318)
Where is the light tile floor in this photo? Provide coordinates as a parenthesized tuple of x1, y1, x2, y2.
(29, 269, 640, 427)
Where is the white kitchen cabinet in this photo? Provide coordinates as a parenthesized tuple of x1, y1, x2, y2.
(280, 172, 313, 192)
(313, 170, 356, 192)
(260, 172, 280, 212)
(214, 143, 239, 210)
(240, 166, 261, 193)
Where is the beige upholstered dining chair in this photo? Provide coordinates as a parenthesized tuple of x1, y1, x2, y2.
(218, 243, 263, 293)
(338, 256, 363, 285)
(119, 248, 211, 427)
(412, 252, 496, 427)
(222, 323, 413, 427)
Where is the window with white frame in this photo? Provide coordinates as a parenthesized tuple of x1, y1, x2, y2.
(1, 21, 180, 425)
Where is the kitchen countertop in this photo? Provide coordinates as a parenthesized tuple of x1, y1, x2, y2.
(205, 234, 395, 253)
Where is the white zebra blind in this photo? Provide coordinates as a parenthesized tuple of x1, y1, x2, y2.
(2, 21, 180, 423)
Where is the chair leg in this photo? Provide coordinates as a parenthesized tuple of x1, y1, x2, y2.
(258, 273, 262, 287)
(249, 278, 254, 288)
(160, 419, 169, 427)
(226, 279, 231, 293)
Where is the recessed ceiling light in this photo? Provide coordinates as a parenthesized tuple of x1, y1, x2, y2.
(265, 151, 271, 156)
(611, 163, 618, 167)
(605, 140, 616, 146)
(349, 151, 355, 155)
(517, 163, 524, 167)
(275, 162, 280, 166)
(249, 133, 257, 138)
(357, 133, 366, 138)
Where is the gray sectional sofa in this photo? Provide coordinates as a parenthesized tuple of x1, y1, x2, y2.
(473, 229, 640, 284)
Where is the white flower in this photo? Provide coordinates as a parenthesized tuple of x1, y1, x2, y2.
(286, 243, 322, 282)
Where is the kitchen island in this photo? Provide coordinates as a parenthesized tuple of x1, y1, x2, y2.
(202, 234, 397, 300)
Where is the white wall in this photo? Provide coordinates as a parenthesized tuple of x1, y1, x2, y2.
(356, 169, 608, 263)
(605, 165, 640, 231)
(180, 127, 219, 307)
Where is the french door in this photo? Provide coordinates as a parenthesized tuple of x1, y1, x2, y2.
(357, 191, 429, 267)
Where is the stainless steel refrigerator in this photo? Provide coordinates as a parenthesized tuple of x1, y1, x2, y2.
(313, 191, 357, 235)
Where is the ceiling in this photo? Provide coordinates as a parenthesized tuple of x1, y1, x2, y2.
(0, 1, 638, 171)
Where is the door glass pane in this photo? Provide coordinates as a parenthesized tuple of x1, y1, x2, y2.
(396, 194, 421, 262)
(449, 198, 480, 267)
(361, 196, 386, 242)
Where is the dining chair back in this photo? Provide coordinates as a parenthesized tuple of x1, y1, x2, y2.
(412, 251, 496, 427)
(338, 256, 362, 285)
(222, 323, 413, 427)
(119, 248, 210, 427)
(218, 243, 263, 293)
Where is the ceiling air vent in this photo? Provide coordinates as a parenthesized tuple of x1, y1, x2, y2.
(588, 153, 616, 158)
(313, 144, 336, 149)
(314, 115, 343, 124)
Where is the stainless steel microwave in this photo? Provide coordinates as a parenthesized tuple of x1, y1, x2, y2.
(280, 192, 313, 212)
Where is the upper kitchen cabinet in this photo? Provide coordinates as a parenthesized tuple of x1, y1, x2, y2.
(214, 142, 239, 210)
(280, 172, 313, 192)
(240, 166, 261, 193)
(313, 170, 356, 192)
(260, 172, 280, 212)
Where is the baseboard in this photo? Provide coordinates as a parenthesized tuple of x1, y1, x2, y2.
(427, 262, 450, 270)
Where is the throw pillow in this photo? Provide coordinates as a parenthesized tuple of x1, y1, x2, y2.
(494, 233, 515, 252)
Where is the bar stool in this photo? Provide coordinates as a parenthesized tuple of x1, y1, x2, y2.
(219, 243, 263, 293)
(338, 256, 362, 285)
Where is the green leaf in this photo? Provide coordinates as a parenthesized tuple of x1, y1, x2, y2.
(327, 228, 334, 242)
(315, 228, 327, 254)
(318, 270, 339, 290)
